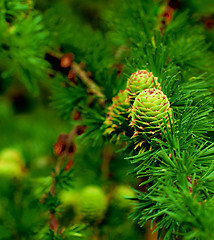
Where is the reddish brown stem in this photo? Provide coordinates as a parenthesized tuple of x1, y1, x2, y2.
(49, 51, 106, 107)
(72, 62, 106, 106)
(47, 126, 79, 235)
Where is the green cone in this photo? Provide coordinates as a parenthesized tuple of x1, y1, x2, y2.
(130, 88, 172, 138)
(112, 185, 135, 209)
(104, 90, 130, 136)
(59, 189, 78, 207)
(75, 186, 108, 221)
(126, 70, 161, 103)
(0, 148, 25, 179)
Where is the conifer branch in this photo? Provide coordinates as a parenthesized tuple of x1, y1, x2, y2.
(42, 126, 78, 237)
(2, 0, 214, 239)
(48, 51, 106, 107)
(72, 62, 106, 106)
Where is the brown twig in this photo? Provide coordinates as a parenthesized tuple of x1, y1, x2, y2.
(101, 144, 114, 180)
(72, 62, 106, 106)
(145, 221, 159, 240)
(45, 126, 79, 235)
(48, 51, 106, 107)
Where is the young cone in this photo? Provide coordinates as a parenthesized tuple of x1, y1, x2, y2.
(126, 70, 161, 103)
(75, 186, 108, 221)
(104, 90, 130, 136)
(0, 148, 25, 179)
(130, 88, 172, 139)
(111, 185, 135, 209)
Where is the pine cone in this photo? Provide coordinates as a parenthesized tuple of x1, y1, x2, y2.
(104, 90, 130, 136)
(0, 148, 25, 179)
(126, 70, 161, 103)
(59, 189, 78, 207)
(75, 186, 108, 221)
(111, 185, 135, 209)
(130, 88, 172, 138)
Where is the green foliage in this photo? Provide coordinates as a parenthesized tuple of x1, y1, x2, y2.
(46, 0, 214, 238)
(79, 106, 106, 147)
(130, 125, 214, 239)
(0, 97, 69, 165)
(0, 0, 50, 93)
(43, 2, 115, 74)
(0, 177, 44, 240)
(55, 163, 74, 190)
(51, 75, 87, 119)
(37, 225, 85, 240)
(1, 0, 214, 239)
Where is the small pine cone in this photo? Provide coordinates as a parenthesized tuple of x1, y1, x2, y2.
(111, 185, 135, 209)
(104, 90, 130, 135)
(126, 70, 161, 103)
(0, 148, 25, 179)
(130, 88, 172, 138)
(75, 186, 108, 221)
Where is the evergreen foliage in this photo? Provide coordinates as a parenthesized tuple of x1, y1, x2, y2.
(0, 0, 214, 239)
